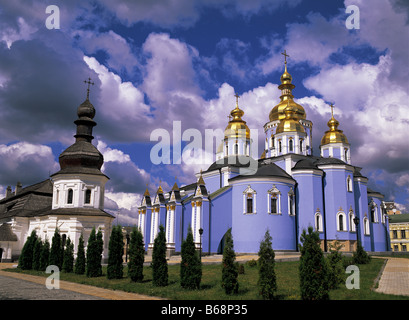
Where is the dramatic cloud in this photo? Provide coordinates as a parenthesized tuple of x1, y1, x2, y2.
(0, 142, 59, 187)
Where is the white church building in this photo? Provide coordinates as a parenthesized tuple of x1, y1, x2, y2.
(0, 86, 114, 262)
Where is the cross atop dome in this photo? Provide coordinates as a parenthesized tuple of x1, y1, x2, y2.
(84, 77, 94, 100)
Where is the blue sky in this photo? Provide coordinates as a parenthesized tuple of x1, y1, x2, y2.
(0, 0, 408, 225)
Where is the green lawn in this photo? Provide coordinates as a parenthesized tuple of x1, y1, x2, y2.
(6, 258, 409, 300)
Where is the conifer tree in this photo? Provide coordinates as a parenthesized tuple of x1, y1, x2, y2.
(49, 228, 63, 269)
(96, 228, 104, 276)
(39, 238, 50, 271)
(18, 230, 38, 270)
(299, 226, 329, 300)
(62, 237, 74, 273)
(86, 227, 102, 277)
(180, 228, 202, 289)
(258, 229, 277, 299)
(353, 241, 371, 264)
(221, 229, 239, 294)
(32, 238, 43, 271)
(107, 225, 124, 279)
(128, 227, 145, 282)
(152, 225, 168, 286)
(75, 234, 86, 275)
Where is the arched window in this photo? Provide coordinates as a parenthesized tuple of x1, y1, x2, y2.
(234, 143, 239, 155)
(85, 189, 92, 204)
(279, 140, 282, 153)
(243, 185, 256, 214)
(289, 139, 294, 152)
(268, 185, 281, 214)
(315, 212, 323, 232)
(344, 148, 348, 162)
(299, 139, 303, 152)
(347, 176, 353, 192)
(349, 211, 356, 232)
(337, 211, 346, 231)
(225, 144, 229, 156)
(67, 188, 73, 204)
(364, 217, 370, 235)
(288, 189, 295, 216)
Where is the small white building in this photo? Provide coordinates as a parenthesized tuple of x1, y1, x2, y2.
(0, 92, 114, 262)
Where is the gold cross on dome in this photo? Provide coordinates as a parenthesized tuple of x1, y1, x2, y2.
(84, 77, 94, 99)
(281, 50, 289, 64)
(234, 93, 240, 108)
(329, 103, 335, 116)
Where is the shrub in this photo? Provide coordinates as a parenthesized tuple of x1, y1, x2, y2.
(107, 225, 124, 279)
(180, 228, 202, 289)
(49, 228, 63, 270)
(39, 238, 50, 271)
(62, 237, 74, 273)
(326, 239, 345, 289)
(75, 234, 86, 275)
(86, 227, 102, 277)
(152, 225, 168, 286)
(258, 230, 277, 300)
(221, 229, 238, 294)
(18, 230, 38, 270)
(32, 238, 43, 271)
(128, 227, 145, 282)
(299, 226, 329, 300)
(353, 241, 371, 264)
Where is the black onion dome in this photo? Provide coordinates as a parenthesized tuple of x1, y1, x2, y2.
(77, 98, 96, 119)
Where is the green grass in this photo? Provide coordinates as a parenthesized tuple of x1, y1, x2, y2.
(5, 258, 409, 300)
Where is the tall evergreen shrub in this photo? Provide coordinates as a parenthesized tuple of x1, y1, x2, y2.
(75, 234, 86, 275)
(86, 227, 102, 277)
(62, 237, 74, 273)
(128, 227, 145, 282)
(39, 238, 50, 271)
(49, 228, 63, 269)
(32, 238, 43, 271)
(107, 225, 124, 279)
(221, 229, 239, 294)
(152, 225, 168, 286)
(258, 230, 277, 299)
(18, 230, 38, 270)
(299, 226, 329, 300)
(180, 228, 202, 289)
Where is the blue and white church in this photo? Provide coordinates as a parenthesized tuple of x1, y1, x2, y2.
(138, 55, 390, 255)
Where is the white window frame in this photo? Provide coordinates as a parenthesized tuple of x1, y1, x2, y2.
(288, 188, 295, 216)
(243, 185, 257, 214)
(267, 185, 281, 215)
(315, 211, 323, 232)
(337, 211, 347, 231)
(364, 217, 370, 235)
(349, 210, 356, 232)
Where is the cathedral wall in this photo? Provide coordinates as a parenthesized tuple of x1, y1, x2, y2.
(230, 180, 296, 253)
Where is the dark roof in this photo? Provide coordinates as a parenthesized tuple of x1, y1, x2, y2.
(209, 186, 232, 200)
(0, 180, 53, 219)
(0, 223, 18, 241)
(292, 158, 320, 170)
(314, 157, 347, 166)
(229, 161, 294, 182)
(31, 207, 115, 218)
(205, 155, 257, 173)
(367, 188, 384, 198)
(0, 179, 52, 204)
(52, 140, 107, 178)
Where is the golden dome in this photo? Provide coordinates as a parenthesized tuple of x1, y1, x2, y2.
(269, 53, 306, 122)
(224, 95, 250, 140)
(320, 106, 349, 145)
(276, 103, 306, 134)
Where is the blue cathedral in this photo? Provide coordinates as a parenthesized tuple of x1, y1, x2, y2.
(138, 56, 391, 256)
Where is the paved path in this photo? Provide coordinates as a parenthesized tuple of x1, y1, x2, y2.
(0, 263, 162, 300)
(375, 258, 409, 297)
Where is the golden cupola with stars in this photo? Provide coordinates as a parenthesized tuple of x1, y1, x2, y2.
(269, 50, 306, 122)
(320, 104, 351, 164)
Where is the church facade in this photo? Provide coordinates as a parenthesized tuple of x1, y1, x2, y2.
(138, 58, 391, 255)
(0, 84, 114, 262)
